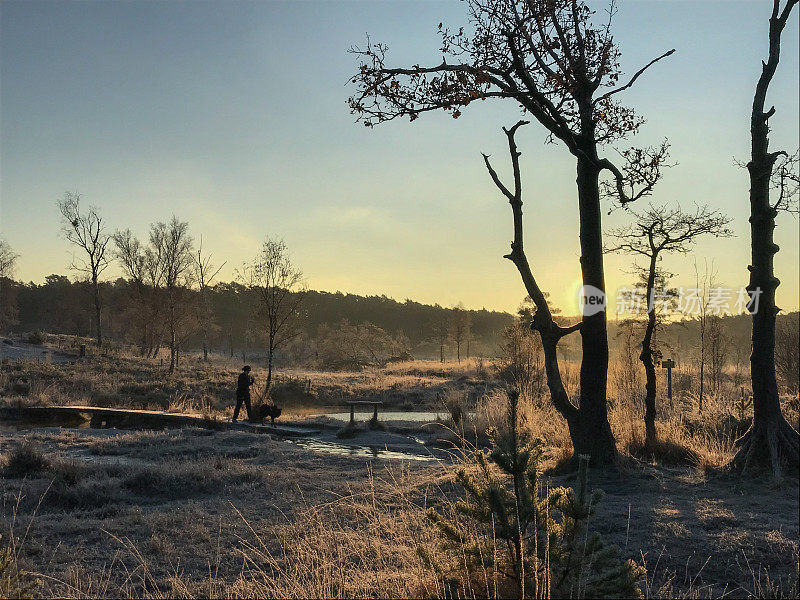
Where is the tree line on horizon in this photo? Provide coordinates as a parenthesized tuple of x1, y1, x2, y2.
(0, 261, 515, 364)
(1, 257, 796, 384)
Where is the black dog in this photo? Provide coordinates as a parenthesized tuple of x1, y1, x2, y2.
(253, 404, 282, 427)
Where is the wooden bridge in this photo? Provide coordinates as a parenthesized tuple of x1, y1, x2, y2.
(0, 405, 321, 437)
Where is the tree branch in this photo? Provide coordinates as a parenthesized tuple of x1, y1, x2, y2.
(594, 49, 675, 104)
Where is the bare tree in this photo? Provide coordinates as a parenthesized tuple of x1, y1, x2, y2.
(707, 315, 730, 394)
(57, 192, 110, 347)
(693, 260, 717, 415)
(349, 0, 673, 464)
(194, 236, 225, 361)
(0, 238, 19, 332)
(0, 238, 17, 278)
(614, 317, 644, 407)
(150, 217, 194, 373)
(241, 238, 306, 397)
(113, 229, 153, 355)
(433, 314, 450, 363)
(733, 0, 799, 476)
(771, 150, 799, 214)
(606, 204, 732, 444)
(449, 303, 471, 363)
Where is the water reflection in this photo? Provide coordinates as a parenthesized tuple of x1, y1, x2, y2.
(292, 438, 439, 462)
(314, 411, 473, 423)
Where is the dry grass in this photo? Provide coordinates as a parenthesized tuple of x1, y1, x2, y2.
(0, 354, 503, 420)
(1, 346, 798, 598)
(2, 425, 796, 599)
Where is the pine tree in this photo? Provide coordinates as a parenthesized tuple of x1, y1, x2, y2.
(422, 390, 645, 598)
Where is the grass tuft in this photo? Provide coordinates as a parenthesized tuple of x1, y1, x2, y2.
(2, 440, 49, 477)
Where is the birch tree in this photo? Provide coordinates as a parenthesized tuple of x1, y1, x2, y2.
(58, 192, 110, 347)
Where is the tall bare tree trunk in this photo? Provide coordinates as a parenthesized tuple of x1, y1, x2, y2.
(641, 256, 658, 445)
(699, 331, 705, 414)
(169, 298, 176, 373)
(264, 331, 275, 398)
(732, 0, 799, 476)
(572, 153, 616, 464)
(265, 352, 274, 397)
(92, 274, 102, 348)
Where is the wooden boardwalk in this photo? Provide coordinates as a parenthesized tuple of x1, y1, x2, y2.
(0, 405, 321, 437)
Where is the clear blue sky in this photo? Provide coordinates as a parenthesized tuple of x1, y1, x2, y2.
(1, 0, 798, 314)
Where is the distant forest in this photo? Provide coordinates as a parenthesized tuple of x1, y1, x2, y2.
(0, 275, 515, 361)
(2, 273, 797, 371)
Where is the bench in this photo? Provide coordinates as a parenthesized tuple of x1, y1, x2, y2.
(346, 400, 383, 426)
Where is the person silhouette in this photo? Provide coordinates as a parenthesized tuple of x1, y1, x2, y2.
(233, 365, 254, 423)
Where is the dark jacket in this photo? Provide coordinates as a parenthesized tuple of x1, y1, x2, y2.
(237, 372, 254, 398)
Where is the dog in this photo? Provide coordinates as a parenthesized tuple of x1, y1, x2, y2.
(253, 404, 282, 427)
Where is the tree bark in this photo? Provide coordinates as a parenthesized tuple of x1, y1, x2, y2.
(641, 254, 659, 445)
(731, 0, 799, 477)
(265, 337, 275, 398)
(266, 354, 274, 396)
(168, 296, 176, 373)
(92, 274, 102, 348)
(572, 152, 616, 464)
(699, 321, 705, 414)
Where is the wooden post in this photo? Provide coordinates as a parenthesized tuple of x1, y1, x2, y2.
(349, 403, 355, 425)
(662, 358, 675, 401)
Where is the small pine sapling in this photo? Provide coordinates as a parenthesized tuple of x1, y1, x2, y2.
(421, 390, 645, 598)
(737, 387, 754, 423)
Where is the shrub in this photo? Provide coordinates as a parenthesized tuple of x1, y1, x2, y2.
(673, 371, 693, 394)
(315, 320, 411, 370)
(10, 379, 30, 396)
(441, 388, 467, 428)
(2, 441, 49, 477)
(271, 378, 315, 404)
(26, 331, 45, 345)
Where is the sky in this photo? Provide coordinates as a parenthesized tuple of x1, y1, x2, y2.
(1, 0, 798, 316)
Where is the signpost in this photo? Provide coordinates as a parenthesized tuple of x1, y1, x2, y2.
(662, 358, 675, 400)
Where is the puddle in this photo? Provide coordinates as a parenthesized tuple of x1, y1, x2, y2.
(313, 411, 470, 423)
(292, 438, 440, 462)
